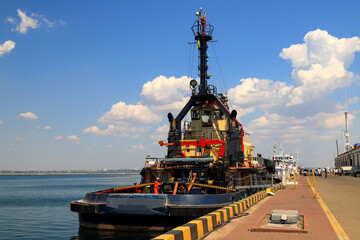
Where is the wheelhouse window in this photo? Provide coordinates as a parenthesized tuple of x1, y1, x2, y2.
(191, 110, 200, 120)
(213, 110, 224, 120)
(202, 110, 212, 127)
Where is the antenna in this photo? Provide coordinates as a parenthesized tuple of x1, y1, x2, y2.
(273, 143, 277, 154)
(345, 91, 350, 151)
(296, 147, 300, 167)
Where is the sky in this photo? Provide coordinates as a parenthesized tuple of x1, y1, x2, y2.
(1, 1, 360, 170)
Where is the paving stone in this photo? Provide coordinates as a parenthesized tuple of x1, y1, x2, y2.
(204, 176, 338, 240)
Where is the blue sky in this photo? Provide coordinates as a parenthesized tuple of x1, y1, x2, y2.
(1, 1, 360, 170)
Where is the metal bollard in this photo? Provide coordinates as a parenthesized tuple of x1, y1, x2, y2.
(312, 169, 319, 199)
(293, 169, 297, 189)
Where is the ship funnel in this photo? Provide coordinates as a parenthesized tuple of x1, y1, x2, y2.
(231, 110, 237, 119)
(168, 113, 176, 131)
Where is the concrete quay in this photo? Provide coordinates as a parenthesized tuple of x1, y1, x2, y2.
(204, 175, 360, 240)
(204, 175, 343, 240)
(153, 186, 281, 240)
(154, 174, 358, 240)
(315, 174, 360, 239)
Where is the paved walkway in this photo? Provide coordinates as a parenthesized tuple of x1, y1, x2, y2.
(315, 174, 360, 239)
(204, 176, 339, 240)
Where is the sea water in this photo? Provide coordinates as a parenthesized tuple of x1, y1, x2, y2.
(0, 174, 159, 240)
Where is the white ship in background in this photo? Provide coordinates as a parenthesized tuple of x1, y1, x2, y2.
(273, 144, 298, 181)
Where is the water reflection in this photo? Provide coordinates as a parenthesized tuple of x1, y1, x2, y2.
(71, 227, 162, 240)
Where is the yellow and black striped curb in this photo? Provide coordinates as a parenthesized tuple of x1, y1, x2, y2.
(153, 184, 283, 240)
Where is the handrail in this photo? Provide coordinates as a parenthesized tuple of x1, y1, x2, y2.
(96, 182, 155, 193)
(185, 182, 237, 192)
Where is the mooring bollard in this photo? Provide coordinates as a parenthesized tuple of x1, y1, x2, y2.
(293, 169, 297, 189)
(312, 169, 319, 199)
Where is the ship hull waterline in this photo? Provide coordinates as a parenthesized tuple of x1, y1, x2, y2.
(71, 190, 249, 231)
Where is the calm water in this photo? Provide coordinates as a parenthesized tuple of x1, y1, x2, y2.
(0, 174, 159, 240)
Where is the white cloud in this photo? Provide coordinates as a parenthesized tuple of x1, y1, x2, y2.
(312, 111, 348, 129)
(349, 96, 359, 104)
(98, 101, 162, 125)
(353, 109, 360, 115)
(106, 144, 115, 149)
(44, 126, 51, 130)
(231, 106, 255, 118)
(141, 75, 191, 112)
(133, 145, 145, 150)
(128, 145, 145, 152)
(67, 135, 80, 144)
(83, 125, 118, 136)
(8, 9, 65, 34)
(228, 77, 293, 110)
(86, 76, 192, 140)
(14, 9, 39, 34)
(247, 110, 354, 142)
(42, 17, 55, 28)
(310, 135, 334, 141)
(150, 124, 169, 143)
(17, 112, 38, 120)
(15, 137, 24, 141)
(7, 17, 16, 24)
(31, 13, 65, 28)
(0, 120, 2, 125)
(0, 40, 15, 57)
(83, 125, 110, 136)
(132, 134, 141, 139)
(118, 133, 131, 137)
(336, 102, 345, 110)
(54, 135, 63, 140)
(83, 124, 150, 137)
(156, 125, 168, 135)
(280, 29, 360, 106)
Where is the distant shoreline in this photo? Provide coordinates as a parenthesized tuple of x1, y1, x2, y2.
(0, 172, 140, 176)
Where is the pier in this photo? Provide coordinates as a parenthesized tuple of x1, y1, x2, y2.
(203, 175, 344, 239)
(315, 174, 360, 239)
(154, 174, 360, 239)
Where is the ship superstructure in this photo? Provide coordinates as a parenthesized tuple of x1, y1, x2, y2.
(273, 144, 297, 180)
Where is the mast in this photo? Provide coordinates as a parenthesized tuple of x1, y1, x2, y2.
(192, 8, 214, 95)
(166, 9, 245, 166)
(345, 92, 350, 151)
(296, 147, 299, 168)
(273, 143, 277, 159)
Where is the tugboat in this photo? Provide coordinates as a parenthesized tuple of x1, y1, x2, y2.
(71, 8, 275, 231)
